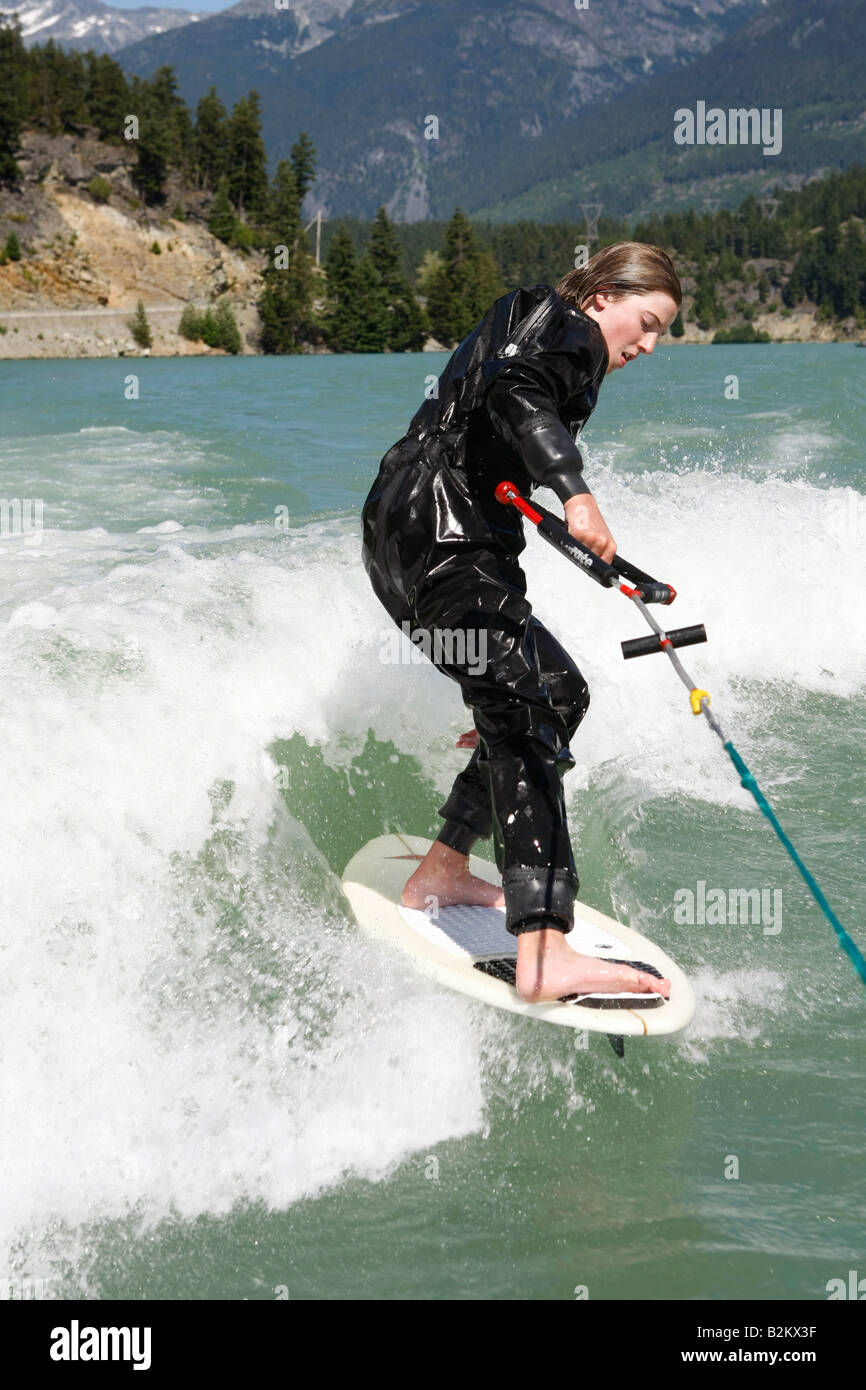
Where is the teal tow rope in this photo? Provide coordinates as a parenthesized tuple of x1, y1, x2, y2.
(723, 739, 866, 987)
(627, 591, 866, 991)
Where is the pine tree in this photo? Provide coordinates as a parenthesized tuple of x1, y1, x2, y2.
(352, 254, 390, 352)
(0, 24, 27, 184)
(174, 102, 196, 188)
(322, 223, 361, 351)
(415, 248, 444, 299)
(128, 301, 152, 349)
(208, 176, 236, 243)
(257, 160, 316, 354)
(424, 259, 455, 344)
(387, 290, 427, 352)
(131, 70, 177, 204)
(365, 206, 426, 350)
(289, 131, 316, 205)
(424, 208, 506, 347)
(227, 91, 269, 223)
(443, 208, 505, 342)
(213, 301, 242, 354)
(86, 54, 130, 143)
(367, 206, 405, 296)
(194, 87, 228, 191)
(58, 45, 88, 131)
(267, 159, 302, 244)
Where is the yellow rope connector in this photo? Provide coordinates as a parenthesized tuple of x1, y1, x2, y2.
(690, 688, 711, 715)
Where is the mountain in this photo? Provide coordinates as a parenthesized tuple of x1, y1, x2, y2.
(214, 0, 357, 55)
(472, 0, 866, 223)
(0, 0, 204, 54)
(11, 0, 865, 224)
(113, 0, 766, 218)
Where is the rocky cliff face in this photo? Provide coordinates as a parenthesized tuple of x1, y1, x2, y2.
(0, 128, 266, 358)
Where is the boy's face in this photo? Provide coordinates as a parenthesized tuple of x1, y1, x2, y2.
(582, 290, 680, 374)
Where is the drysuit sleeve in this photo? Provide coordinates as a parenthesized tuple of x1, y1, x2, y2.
(482, 346, 601, 503)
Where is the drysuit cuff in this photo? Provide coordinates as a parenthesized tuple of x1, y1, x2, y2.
(546, 471, 593, 505)
(516, 421, 592, 505)
(436, 819, 479, 857)
(503, 866, 578, 937)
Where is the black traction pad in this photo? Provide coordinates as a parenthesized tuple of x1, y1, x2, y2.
(473, 956, 665, 1009)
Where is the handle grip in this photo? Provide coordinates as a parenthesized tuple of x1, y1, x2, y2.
(495, 480, 676, 605)
(621, 624, 708, 660)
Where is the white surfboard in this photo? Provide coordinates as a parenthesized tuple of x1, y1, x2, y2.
(342, 833, 695, 1048)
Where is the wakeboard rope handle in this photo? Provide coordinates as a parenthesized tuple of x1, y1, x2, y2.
(495, 479, 866, 990)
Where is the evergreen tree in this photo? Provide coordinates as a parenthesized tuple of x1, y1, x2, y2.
(151, 67, 188, 166)
(266, 159, 302, 244)
(194, 87, 228, 191)
(128, 300, 152, 349)
(227, 91, 269, 223)
(257, 160, 316, 354)
(351, 254, 390, 352)
(129, 67, 193, 203)
(321, 223, 361, 351)
(434, 207, 505, 345)
(289, 131, 316, 205)
(387, 290, 427, 352)
(131, 72, 170, 204)
(85, 54, 130, 143)
(212, 300, 242, 354)
(0, 24, 27, 184)
(34, 40, 88, 134)
(424, 258, 454, 345)
(366, 205, 426, 351)
(208, 176, 236, 243)
(367, 206, 405, 295)
(415, 248, 445, 300)
(178, 303, 202, 340)
(174, 102, 196, 188)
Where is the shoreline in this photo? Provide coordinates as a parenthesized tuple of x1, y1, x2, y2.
(1, 303, 861, 362)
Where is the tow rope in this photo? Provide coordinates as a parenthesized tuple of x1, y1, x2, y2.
(495, 480, 866, 990)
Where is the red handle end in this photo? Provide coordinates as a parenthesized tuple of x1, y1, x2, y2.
(495, 480, 543, 525)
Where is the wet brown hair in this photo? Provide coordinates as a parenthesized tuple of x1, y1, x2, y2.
(556, 241, 682, 313)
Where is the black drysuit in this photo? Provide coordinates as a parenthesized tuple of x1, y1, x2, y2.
(361, 283, 609, 935)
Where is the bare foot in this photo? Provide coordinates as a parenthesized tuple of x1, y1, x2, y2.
(516, 927, 671, 1002)
(400, 840, 505, 910)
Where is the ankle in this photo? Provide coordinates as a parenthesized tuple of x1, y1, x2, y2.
(427, 842, 468, 870)
(516, 923, 568, 959)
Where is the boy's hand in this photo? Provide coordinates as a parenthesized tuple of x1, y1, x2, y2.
(456, 730, 478, 749)
(563, 493, 617, 564)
